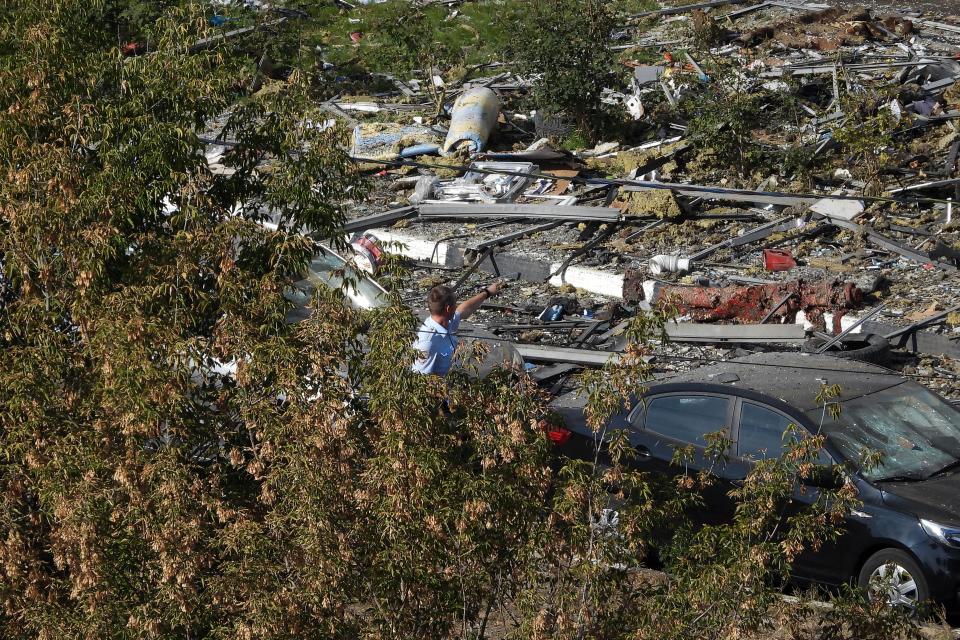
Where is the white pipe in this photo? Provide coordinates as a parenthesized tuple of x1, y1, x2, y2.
(648, 254, 691, 275)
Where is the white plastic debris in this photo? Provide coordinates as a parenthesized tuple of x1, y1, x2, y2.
(810, 197, 865, 221)
(625, 95, 644, 120)
(889, 98, 903, 121)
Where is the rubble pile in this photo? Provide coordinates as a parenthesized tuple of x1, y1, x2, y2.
(217, 0, 960, 398)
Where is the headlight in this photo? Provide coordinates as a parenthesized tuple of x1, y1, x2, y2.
(920, 519, 960, 549)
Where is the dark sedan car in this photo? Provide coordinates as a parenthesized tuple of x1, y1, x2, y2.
(552, 352, 960, 613)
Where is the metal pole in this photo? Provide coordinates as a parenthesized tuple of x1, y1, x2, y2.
(759, 293, 795, 324)
(883, 303, 960, 341)
(815, 303, 886, 354)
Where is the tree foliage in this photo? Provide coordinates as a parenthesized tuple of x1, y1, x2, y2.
(0, 1, 927, 639)
(362, 1, 466, 119)
(509, 0, 620, 143)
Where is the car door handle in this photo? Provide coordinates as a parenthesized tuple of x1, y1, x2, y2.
(635, 445, 652, 461)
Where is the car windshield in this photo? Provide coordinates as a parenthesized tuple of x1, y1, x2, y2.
(807, 383, 960, 482)
(287, 249, 388, 320)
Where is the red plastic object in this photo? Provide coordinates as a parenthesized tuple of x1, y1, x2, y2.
(763, 249, 797, 272)
(349, 31, 363, 43)
(546, 427, 572, 446)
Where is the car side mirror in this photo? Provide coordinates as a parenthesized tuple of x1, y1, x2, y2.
(802, 465, 845, 490)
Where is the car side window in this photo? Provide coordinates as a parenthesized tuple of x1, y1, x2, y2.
(737, 403, 796, 460)
(644, 395, 730, 447)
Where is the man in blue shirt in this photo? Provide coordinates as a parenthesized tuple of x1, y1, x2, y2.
(412, 282, 501, 376)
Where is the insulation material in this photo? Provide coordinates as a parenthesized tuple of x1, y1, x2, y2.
(351, 122, 444, 160)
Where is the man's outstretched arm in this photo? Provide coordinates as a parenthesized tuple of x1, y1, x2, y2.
(456, 282, 502, 320)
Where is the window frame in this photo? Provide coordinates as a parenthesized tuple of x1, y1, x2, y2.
(634, 392, 736, 450)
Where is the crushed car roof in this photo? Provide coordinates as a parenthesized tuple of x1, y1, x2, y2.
(655, 352, 906, 412)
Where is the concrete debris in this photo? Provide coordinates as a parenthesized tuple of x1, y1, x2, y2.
(618, 188, 683, 218)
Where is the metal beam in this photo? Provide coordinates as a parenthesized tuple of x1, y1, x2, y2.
(865, 320, 960, 359)
(664, 323, 807, 344)
(318, 101, 359, 126)
(923, 77, 958, 93)
(889, 178, 960, 194)
(760, 293, 796, 324)
(470, 221, 565, 252)
(620, 184, 819, 207)
(340, 207, 417, 234)
(827, 218, 957, 271)
(514, 344, 622, 366)
(882, 303, 960, 341)
(764, 59, 940, 77)
(688, 215, 805, 261)
(419, 203, 622, 222)
(916, 19, 960, 35)
(815, 304, 886, 353)
(726, 2, 770, 19)
(530, 362, 582, 382)
(765, 0, 829, 8)
(189, 18, 287, 54)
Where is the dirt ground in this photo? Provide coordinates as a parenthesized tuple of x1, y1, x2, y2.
(848, 0, 960, 14)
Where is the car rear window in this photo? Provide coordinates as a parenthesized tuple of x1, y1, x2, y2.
(645, 395, 729, 447)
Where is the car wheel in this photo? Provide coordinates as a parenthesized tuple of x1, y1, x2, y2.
(802, 333, 890, 364)
(858, 549, 929, 611)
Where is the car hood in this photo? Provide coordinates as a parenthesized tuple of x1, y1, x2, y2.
(880, 472, 960, 527)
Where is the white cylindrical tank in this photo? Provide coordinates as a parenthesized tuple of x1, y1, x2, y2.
(442, 87, 500, 155)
